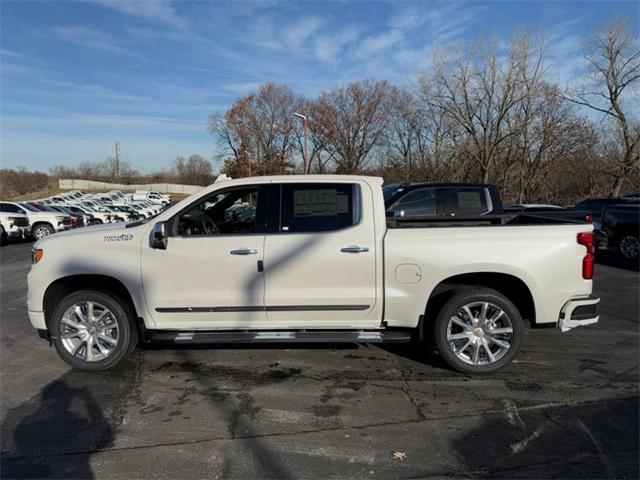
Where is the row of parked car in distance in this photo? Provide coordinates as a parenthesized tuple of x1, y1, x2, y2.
(0, 189, 171, 244)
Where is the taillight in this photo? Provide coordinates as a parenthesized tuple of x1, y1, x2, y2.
(585, 214, 594, 223)
(577, 232, 595, 279)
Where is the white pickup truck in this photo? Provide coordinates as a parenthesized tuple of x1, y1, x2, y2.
(27, 175, 599, 373)
(0, 211, 30, 244)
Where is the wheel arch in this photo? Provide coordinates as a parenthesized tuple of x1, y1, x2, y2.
(43, 274, 140, 330)
(32, 220, 54, 227)
(423, 272, 536, 332)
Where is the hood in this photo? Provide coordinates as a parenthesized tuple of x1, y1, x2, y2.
(34, 220, 148, 249)
(28, 210, 70, 218)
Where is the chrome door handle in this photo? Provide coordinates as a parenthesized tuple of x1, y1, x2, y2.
(230, 248, 258, 255)
(340, 246, 369, 254)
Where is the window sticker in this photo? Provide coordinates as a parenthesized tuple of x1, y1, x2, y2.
(293, 189, 340, 217)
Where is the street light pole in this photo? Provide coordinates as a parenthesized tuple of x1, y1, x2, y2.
(242, 149, 252, 177)
(293, 112, 309, 174)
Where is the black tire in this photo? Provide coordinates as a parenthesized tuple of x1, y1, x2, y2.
(433, 288, 523, 374)
(617, 233, 639, 261)
(50, 290, 138, 371)
(0, 226, 6, 246)
(31, 222, 54, 240)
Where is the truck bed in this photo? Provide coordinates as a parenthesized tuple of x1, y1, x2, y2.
(387, 211, 590, 228)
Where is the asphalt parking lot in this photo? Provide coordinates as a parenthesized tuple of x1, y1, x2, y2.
(0, 241, 638, 479)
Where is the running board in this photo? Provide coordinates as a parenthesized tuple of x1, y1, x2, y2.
(147, 329, 412, 344)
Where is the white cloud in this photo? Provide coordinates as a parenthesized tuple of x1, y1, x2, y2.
(390, 5, 429, 30)
(3, 113, 205, 133)
(90, 0, 188, 30)
(51, 26, 132, 56)
(126, 26, 185, 43)
(356, 29, 404, 57)
(221, 82, 265, 95)
(314, 25, 361, 63)
(283, 16, 325, 48)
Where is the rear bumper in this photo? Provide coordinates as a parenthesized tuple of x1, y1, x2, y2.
(558, 296, 600, 332)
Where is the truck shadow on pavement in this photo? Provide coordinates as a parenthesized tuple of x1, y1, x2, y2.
(0, 355, 140, 480)
(452, 395, 639, 478)
(1, 379, 111, 479)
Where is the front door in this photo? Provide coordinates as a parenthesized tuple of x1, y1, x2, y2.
(141, 185, 269, 329)
(263, 182, 381, 328)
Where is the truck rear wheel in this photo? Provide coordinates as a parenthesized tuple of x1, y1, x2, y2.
(433, 288, 523, 374)
(50, 290, 138, 371)
(618, 233, 639, 260)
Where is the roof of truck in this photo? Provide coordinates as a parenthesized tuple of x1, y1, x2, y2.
(213, 174, 385, 185)
(383, 182, 498, 188)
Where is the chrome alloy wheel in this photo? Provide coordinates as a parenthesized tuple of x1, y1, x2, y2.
(446, 302, 514, 366)
(60, 301, 119, 362)
(33, 225, 51, 239)
(620, 235, 639, 260)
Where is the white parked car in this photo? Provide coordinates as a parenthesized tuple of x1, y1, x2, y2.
(132, 190, 150, 202)
(0, 210, 30, 244)
(128, 202, 156, 218)
(0, 201, 72, 239)
(27, 175, 599, 372)
(147, 191, 171, 206)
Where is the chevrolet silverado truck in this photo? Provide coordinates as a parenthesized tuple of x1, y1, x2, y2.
(0, 201, 72, 239)
(0, 210, 30, 245)
(27, 175, 600, 373)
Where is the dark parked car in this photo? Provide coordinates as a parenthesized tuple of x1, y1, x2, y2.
(600, 204, 639, 261)
(383, 183, 503, 219)
(573, 197, 638, 217)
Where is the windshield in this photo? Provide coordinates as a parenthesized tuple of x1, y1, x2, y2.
(20, 203, 39, 212)
(382, 184, 404, 204)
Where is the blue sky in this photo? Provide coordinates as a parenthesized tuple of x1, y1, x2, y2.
(1, 0, 638, 173)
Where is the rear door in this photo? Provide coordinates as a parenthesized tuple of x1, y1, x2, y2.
(263, 181, 381, 328)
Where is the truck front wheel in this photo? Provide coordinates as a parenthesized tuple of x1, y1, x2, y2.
(50, 290, 138, 370)
(32, 223, 54, 240)
(433, 288, 523, 374)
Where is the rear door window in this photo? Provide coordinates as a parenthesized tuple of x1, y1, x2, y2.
(440, 188, 489, 216)
(279, 183, 357, 233)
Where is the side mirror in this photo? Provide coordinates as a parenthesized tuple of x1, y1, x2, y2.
(151, 222, 167, 250)
(394, 209, 405, 218)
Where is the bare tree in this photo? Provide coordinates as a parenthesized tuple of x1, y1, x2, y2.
(568, 18, 640, 195)
(427, 38, 523, 183)
(311, 80, 391, 174)
(208, 84, 297, 176)
(171, 155, 214, 185)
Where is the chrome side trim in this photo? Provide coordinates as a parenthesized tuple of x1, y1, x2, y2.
(156, 304, 371, 313)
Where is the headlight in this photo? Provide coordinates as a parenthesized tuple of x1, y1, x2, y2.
(31, 248, 44, 264)
(55, 216, 66, 221)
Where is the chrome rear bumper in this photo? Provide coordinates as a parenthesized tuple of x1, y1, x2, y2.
(559, 296, 600, 332)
